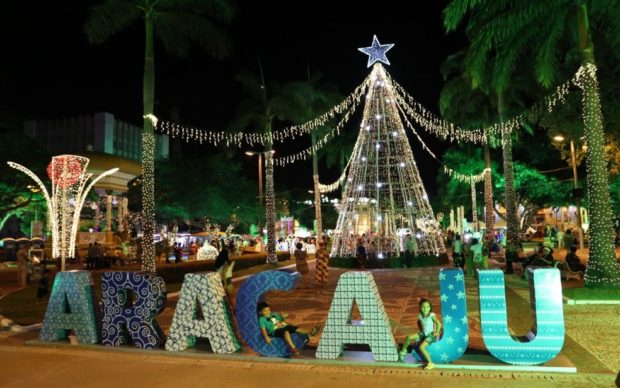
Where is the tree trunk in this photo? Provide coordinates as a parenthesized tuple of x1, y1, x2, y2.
(141, 13, 156, 273)
(264, 147, 277, 265)
(576, 4, 620, 287)
(312, 129, 322, 239)
(483, 142, 494, 243)
(498, 92, 519, 272)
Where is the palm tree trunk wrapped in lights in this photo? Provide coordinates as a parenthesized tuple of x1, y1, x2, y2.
(264, 151, 278, 264)
(483, 144, 495, 243)
(312, 126, 323, 238)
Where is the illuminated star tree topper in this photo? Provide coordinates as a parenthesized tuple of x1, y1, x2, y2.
(358, 35, 395, 68)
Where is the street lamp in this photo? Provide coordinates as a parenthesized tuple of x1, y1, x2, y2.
(554, 133, 584, 250)
(245, 150, 275, 239)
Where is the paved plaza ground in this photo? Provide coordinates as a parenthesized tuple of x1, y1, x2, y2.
(0, 255, 619, 387)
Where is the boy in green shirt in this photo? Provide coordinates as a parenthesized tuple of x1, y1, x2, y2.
(258, 302, 320, 356)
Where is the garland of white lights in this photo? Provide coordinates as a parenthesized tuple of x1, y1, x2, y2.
(390, 68, 578, 144)
(273, 92, 367, 167)
(443, 166, 488, 184)
(155, 77, 371, 147)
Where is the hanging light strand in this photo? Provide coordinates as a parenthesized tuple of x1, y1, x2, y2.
(273, 89, 365, 167)
(442, 166, 489, 184)
(389, 67, 579, 144)
(156, 76, 371, 147)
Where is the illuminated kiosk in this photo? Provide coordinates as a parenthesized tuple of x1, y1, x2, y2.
(331, 36, 445, 258)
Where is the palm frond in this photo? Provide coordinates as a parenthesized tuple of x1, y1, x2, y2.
(85, 0, 142, 44)
(534, 11, 568, 88)
(589, 0, 620, 51)
(153, 11, 231, 58)
(443, 0, 488, 32)
(158, 0, 235, 23)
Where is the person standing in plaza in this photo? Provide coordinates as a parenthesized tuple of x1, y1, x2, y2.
(294, 242, 309, 275)
(315, 236, 329, 287)
(16, 245, 29, 287)
(405, 234, 416, 268)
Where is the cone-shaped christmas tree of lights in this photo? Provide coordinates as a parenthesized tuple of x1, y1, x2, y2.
(331, 39, 445, 257)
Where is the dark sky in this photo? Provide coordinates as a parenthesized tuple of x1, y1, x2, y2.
(0, 0, 465, 197)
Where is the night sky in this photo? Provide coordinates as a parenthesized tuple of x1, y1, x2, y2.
(0, 0, 465, 197)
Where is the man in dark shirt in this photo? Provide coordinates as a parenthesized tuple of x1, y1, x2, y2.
(565, 246, 585, 272)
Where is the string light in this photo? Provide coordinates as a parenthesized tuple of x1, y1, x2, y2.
(330, 63, 445, 258)
(390, 68, 578, 145)
(264, 151, 278, 265)
(442, 166, 488, 184)
(574, 63, 620, 287)
(154, 77, 371, 147)
(273, 94, 366, 166)
(8, 156, 118, 271)
(141, 130, 156, 273)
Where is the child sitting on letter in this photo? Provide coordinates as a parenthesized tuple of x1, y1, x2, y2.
(258, 302, 320, 356)
(399, 298, 442, 370)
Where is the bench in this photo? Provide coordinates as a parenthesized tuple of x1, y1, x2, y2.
(554, 261, 582, 281)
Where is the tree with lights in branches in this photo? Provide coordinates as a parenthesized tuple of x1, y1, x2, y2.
(445, 0, 620, 287)
(330, 36, 446, 258)
(85, 0, 234, 273)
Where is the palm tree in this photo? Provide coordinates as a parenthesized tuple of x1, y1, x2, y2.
(440, 51, 497, 244)
(444, 0, 620, 287)
(278, 68, 342, 239)
(232, 62, 281, 264)
(85, 0, 234, 272)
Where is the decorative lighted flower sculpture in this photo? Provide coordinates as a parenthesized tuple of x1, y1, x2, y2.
(8, 154, 119, 270)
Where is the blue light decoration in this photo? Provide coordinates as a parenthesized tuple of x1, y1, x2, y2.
(316, 271, 399, 361)
(478, 268, 565, 365)
(39, 271, 99, 344)
(165, 273, 240, 353)
(101, 272, 167, 349)
(408, 268, 469, 363)
(235, 270, 307, 357)
(358, 35, 395, 68)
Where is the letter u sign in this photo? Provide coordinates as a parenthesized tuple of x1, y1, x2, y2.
(478, 268, 564, 365)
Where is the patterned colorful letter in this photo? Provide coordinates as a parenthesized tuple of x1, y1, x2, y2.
(478, 268, 565, 365)
(166, 273, 240, 353)
(101, 272, 167, 349)
(39, 271, 99, 344)
(316, 271, 398, 361)
(235, 270, 306, 357)
(408, 268, 469, 363)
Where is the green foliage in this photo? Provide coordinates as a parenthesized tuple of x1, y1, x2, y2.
(0, 131, 50, 234)
(85, 0, 234, 58)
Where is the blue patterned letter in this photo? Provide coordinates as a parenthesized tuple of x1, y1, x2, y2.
(101, 272, 167, 349)
(166, 273, 240, 353)
(39, 271, 99, 344)
(316, 271, 398, 361)
(408, 268, 469, 363)
(235, 270, 306, 357)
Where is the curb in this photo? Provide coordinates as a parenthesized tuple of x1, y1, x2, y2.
(563, 296, 620, 305)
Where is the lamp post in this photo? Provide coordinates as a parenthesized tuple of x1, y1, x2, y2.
(245, 151, 264, 238)
(554, 134, 584, 250)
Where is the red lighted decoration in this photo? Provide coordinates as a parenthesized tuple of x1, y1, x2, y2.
(47, 155, 86, 188)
